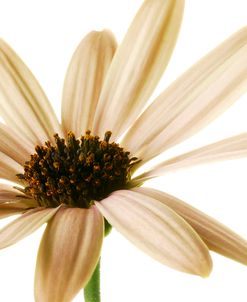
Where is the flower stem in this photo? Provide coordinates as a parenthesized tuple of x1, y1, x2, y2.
(84, 259, 101, 302)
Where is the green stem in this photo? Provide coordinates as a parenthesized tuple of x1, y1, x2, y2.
(84, 259, 101, 302)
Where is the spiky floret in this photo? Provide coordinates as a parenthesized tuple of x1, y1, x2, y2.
(17, 131, 139, 208)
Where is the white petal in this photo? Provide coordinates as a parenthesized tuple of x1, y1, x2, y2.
(35, 206, 104, 302)
(135, 187, 247, 266)
(0, 122, 34, 165)
(134, 133, 247, 182)
(93, 0, 184, 139)
(0, 39, 63, 145)
(62, 31, 117, 138)
(0, 206, 59, 248)
(0, 151, 23, 184)
(123, 27, 247, 162)
(96, 190, 212, 277)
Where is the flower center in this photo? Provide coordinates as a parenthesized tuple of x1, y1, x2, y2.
(17, 131, 139, 208)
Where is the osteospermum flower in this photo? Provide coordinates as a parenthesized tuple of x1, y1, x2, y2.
(0, 0, 247, 301)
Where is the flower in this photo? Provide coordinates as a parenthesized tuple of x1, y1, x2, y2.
(0, 0, 247, 301)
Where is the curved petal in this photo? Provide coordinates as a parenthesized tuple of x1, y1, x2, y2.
(134, 133, 247, 182)
(0, 39, 63, 145)
(134, 187, 247, 266)
(62, 31, 117, 138)
(95, 190, 212, 277)
(93, 0, 184, 139)
(0, 206, 59, 248)
(35, 206, 103, 302)
(0, 122, 34, 165)
(0, 151, 23, 184)
(123, 27, 247, 162)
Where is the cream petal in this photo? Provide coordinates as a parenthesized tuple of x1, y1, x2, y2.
(0, 200, 37, 219)
(0, 39, 63, 145)
(0, 183, 23, 197)
(92, 0, 184, 139)
(0, 151, 23, 184)
(35, 206, 104, 302)
(62, 31, 117, 138)
(0, 203, 27, 219)
(0, 122, 34, 165)
(123, 27, 247, 162)
(0, 206, 59, 248)
(134, 133, 247, 182)
(0, 184, 38, 208)
(0, 184, 26, 202)
(134, 187, 247, 266)
(95, 190, 212, 277)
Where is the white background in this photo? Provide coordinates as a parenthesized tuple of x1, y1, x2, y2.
(0, 1, 247, 301)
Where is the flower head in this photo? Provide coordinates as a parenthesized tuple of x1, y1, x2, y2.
(0, 1, 247, 301)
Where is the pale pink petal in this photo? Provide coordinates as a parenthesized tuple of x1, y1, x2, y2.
(0, 184, 38, 207)
(0, 206, 59, 248)
(0, 200, 36, 219)
(134, 133, 247, 182)
(0, 185, 34, 213)
(0, 151, 23, 184)
(35, 206, 104, 302)
(123, 27, 247, 163)
(135, 187, 247, 266)
(93, 0, 184, 139)
(0, 184, 25, 202)
(62, 31, 117, 138)
(0, 184, 32, 207)
(96, 190, 212, 277)
(0, 122, 33, 165)
(0, 39, 63, 145)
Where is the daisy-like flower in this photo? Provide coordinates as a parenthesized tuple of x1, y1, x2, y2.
(0, 0, 247, 301)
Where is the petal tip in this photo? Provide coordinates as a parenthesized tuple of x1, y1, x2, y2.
(198, 255, 213, 278)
